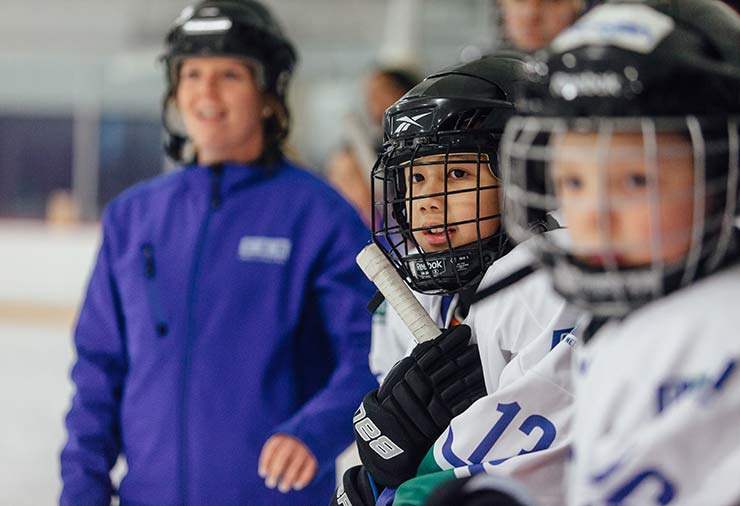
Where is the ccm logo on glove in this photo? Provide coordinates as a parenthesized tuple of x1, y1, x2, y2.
(353, 403, 404, 460)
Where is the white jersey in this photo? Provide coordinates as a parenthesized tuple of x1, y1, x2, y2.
(370, 286, 462, 383)
(569, 264, 740, 506)
(395, 234, 584, 506)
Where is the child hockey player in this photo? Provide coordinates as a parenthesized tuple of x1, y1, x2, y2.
(333, 54, 583, 506)
(436, 0, 740, 504)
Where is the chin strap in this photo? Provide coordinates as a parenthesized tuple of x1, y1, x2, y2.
(470, 264, 537, 305)
(470, 213, 560, 305)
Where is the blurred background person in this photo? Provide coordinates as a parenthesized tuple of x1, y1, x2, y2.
(59, 1, 378, 505)
(497, 0, 584, 51)
(325, 67, 420, 226)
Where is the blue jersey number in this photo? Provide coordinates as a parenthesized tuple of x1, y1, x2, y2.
(594, 465, 676, 505)
(468, 402, 557, 464)
(608, 470, 676, 505)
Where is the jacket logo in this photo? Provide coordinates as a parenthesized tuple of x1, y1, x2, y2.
(238, 236, 292, 264)
(393, 112, 433, 135)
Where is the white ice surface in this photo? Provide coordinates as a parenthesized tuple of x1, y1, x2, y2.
(0, 221, 99, 506)
(0, 322, 75, 506)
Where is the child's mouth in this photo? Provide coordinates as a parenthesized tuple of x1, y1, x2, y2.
(580, 252, 628, 267)
(422, 226, 456, 246)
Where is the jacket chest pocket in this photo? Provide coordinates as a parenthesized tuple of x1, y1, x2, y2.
(140, 242, 169, 337)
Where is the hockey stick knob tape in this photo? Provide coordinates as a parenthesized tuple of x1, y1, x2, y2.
(356, 244, 441, 343)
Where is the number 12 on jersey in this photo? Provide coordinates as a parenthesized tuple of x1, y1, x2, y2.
(442, 401, 557, 467)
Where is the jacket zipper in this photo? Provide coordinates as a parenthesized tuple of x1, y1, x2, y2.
(178, 165, 223, 506)
(140, 243, 169, 337)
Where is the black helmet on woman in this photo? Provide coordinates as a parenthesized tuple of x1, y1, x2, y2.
(161, 0, 297, 162)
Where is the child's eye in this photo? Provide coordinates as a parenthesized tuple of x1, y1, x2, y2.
(223, 69, 245, 80)
(410, 173, 425, 183)
(625, 173, 648, 189)
(557, 175, 583, 191)
(448, 168, 467, 180)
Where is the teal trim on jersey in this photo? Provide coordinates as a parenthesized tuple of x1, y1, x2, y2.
(393, 469, 456, 506)
(417, 445, 443, 476)
(373, 300, 387, 318)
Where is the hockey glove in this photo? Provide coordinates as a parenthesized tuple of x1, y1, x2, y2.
(353, 324, 485, 488)
(425, 474, 537, 506)
(329, 465, 381, 506)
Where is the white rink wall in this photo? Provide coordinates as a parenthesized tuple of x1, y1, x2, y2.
(0, 221, 99, 308)
(0, 221, 99, 506)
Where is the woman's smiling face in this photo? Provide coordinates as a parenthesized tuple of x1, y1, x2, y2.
(176, 56, 266, 164)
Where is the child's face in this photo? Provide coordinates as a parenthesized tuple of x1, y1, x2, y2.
(552, 131, 695, 268)
(405, 153, 501, 252)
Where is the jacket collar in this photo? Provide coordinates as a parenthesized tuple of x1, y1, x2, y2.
(183, 160, 282, 196)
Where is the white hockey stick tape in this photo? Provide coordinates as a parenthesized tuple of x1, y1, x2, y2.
(356, 243, 441, 343)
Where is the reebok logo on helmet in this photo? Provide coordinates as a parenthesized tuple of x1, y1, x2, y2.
(550, 71, 623, 99)
(392, 111, 433, 135)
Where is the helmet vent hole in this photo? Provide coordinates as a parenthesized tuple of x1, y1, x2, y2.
(439, 108, 493, 132)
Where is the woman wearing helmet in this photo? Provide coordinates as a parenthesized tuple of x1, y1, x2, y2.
(60, 2, 377, 505)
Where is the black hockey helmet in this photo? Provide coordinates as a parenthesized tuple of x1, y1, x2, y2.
(372, 53, 547, 295)
(161, 0, 297, 162)
(502, 0, 740, 319)
(516, 0, 740, 117)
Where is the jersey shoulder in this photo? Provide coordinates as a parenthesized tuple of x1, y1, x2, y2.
(609, 263, 740, 348)
(471, 234, 570, 347)
(580, 264, 740, 424)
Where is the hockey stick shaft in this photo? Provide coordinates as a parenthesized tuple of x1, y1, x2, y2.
(356, 243, 441, 343)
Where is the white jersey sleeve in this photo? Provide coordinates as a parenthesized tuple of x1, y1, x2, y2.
(468, 230, 575, 392)
(369, 301, 412, 383)
(569, 264, 740, 506)
(420, 235, 584, 506)
(369, 291, 456, 383)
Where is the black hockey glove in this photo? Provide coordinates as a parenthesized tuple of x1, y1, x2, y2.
(425, 474, 537, 506)
(353, 324, 485, 488)
(329, 465, 381, 506)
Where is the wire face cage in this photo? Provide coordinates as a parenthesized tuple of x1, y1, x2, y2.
(371, 139, 506, 295)
(367, 54, 535, 295)
(502, 114, 740, 318)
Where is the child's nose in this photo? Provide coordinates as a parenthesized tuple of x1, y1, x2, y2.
(416, 186, 444, 212)
(583, 203, 621, 245)
(418, 198, 441, 212)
